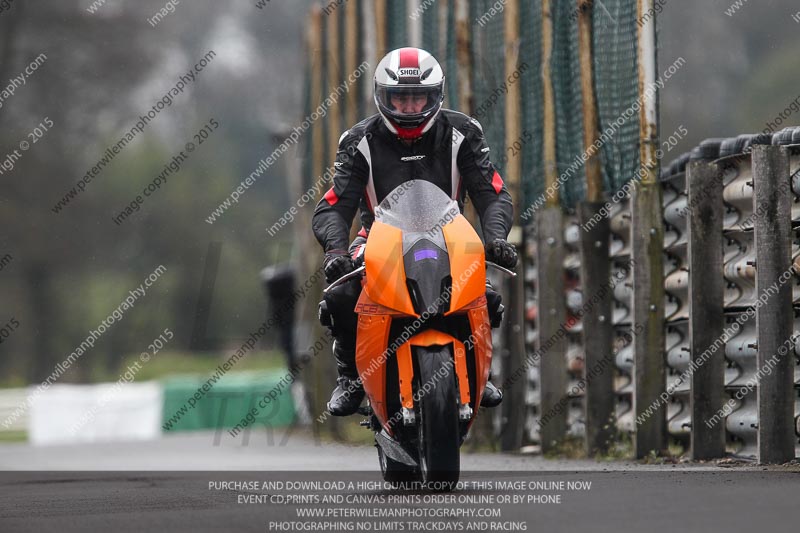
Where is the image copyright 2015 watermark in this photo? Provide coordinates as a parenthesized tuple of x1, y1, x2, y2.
(205, 61, 370, 225)
(68, 328, 174, 435)
(0, 316, 21, 345)
(579, 124, 688, 232)
(0, 117, 54, 176)
(147, 0, 181, 28)
(0, 53, 47, 110)
(520, 56, 687, 222)
(162, 265, 327, 432)
(704, 335, 795, 430)
(1, 265, 167, 429)
(52, 50, 217, 214)
(0, 252, 12, 273)
(266, 164, 335, 238)
(112, 118, 219, 226)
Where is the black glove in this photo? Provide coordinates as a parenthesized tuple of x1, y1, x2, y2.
(323, 250, 355, 283)
(349, 237, 367, 269)
(352, 249, 365, 269)
(485, 239, 518, 269)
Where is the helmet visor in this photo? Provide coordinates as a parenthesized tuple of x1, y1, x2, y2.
(375, 84, 443, 124)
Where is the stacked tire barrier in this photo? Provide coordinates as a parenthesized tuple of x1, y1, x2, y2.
(564, 217, 586, 439)
(609, 201, 634, 434)
(521, 128, 800, 461)
(522, 229, 541, 447)
(656, 128, 800, 460)
(661, 152, 691, 449)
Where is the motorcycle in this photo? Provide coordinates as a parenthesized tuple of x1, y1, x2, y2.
(322, 180, 515, 490)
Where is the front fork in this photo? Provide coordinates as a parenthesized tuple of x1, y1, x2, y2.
(394, 333, 473, 427)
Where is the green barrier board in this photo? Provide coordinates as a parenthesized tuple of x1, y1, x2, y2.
(161, 370, 295, 432)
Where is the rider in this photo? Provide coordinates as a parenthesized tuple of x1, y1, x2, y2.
(312, 47, 518, 416)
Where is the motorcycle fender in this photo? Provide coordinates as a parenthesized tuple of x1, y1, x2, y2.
(396, 330, 471, 410)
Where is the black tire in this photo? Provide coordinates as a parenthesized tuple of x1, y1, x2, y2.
(415, 346, 460, 491)
(376, 443, 417, 486)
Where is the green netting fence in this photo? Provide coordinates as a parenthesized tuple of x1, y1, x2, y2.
(386, 1, 408, 51)
(302, 0, 644, 212)
(551, 0, 586, 208)
(593, 0, 641, 196)
(470, 0, 507, 177)
(421, 2, 438, 58)
(444, 0, 458, 109)
(520, 0, 545, 205)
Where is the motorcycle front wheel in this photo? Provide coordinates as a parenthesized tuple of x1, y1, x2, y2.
(414, 345, 460, 491)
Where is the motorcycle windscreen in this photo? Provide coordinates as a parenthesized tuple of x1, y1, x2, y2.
(373, 179, 459, 233)
(372, 180, 485, 315)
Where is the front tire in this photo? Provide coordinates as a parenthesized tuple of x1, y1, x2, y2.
(415, 346, 460, 491)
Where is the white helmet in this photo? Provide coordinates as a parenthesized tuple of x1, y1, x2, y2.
(374, 47, 445, 140)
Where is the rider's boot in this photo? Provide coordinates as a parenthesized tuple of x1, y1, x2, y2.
(480, 373, 503, 408)
(327, 340, 365, 416)
(482, 284, 504, 407)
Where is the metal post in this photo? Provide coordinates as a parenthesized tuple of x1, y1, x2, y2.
(686, 160, 725, 459)
(495, 0, 525, 452)
(752, 144, 794, 464)
(631, 183, 666, 457)
(504, 0, 522, 205)
(578, 203, 614, 455)
(437, 0, 448, 71)
(406, 0, 422, 47)
(576, 0, 603, 204)
(632, 0, 667, 458)
(541, 0, 558, 207)
(536, 208, 568, 452)
(360, 1, 377, 115)
(500, 243, 527, 452)
(307, 7, 340, 440)
(309, 7, 325, 182)
(454, 0, 479, 227)
(576, 0, 614, 455)
(533, 0, 567, 453)
(344, 0, 359, 126)
(325, 5, 342, 163)
(374, 0, 387, 61)
(454, 0, 472, 114)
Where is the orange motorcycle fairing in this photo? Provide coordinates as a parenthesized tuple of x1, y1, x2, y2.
(442, 216, 486, 315)
(467, 305, 493, 409)
(355, 313, 391, 428)
(363, 220, 416, 316)
(354, 290, 408, 316)
(457, 294, 487, 311)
